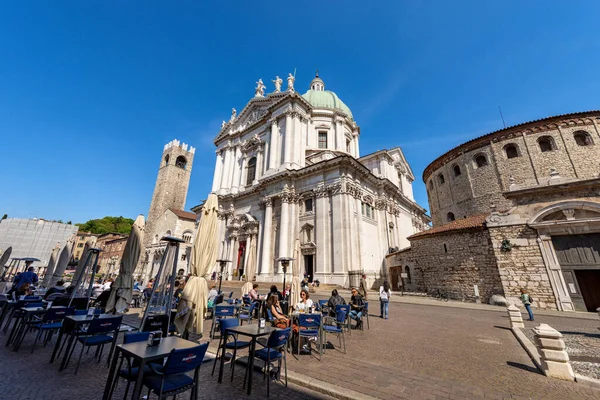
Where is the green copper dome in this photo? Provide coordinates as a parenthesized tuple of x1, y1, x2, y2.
(301, 74, 353, 119)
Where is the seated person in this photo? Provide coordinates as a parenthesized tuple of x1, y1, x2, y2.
(349, 287, 365, 329)
(248, 283, 263, 301)
(300, 277, 309, 290)
(92, 279, 104, 298)
(14, 283, 32, 300)
(44, 280, 67, 299)
(267, 285, 283, 301)
(267, 294, 289, 328)
(93, 290, 112, 310)
(295, 289, 314, 312)
(207, 284, 219, 308)
(327, 289, 346, 316)
(172, 280, 184, 308)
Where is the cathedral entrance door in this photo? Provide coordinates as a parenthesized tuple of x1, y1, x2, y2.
(304, 255, 314, 282)
(237, 241, 247, 280)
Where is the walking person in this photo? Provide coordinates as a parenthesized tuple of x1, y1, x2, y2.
(379, 281, 391, 319)
(520, 288, 534, 321)
(359, 274, 368, 300)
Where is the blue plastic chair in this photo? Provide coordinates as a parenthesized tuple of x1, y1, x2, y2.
(318, 300, 328, 315)
(24, 307, 75, 353)
(72, 315, 123, 374)
(143, 342, 209, 399)
(110, 332, 157, 400)
(238, 302, 256, 326)
(73, 308, 102, 316)
(296, 314, 322, 361)
(4, 301, 45, 346)
(211, 318, 251, 380)
(250, 328, 291, 397)
(335, 304, 351, 334)
(210, 305, 237, 339)
(322, 309, 346, 354)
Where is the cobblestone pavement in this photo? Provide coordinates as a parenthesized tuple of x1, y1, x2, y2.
(0, 313, 330, 400)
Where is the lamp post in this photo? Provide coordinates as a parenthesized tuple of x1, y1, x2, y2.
(215, 259, 231, 294)
(276, 257, 294, 300)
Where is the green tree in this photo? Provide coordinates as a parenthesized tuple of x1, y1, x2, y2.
(76, 216, 134, 235)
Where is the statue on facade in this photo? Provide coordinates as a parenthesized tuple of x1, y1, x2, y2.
(272, 76, 283, 93)
(287, 73, 295, 92)
(255, 79, 266, 97)
(230, 108, 236, 122)
(221, 120, 226, 129)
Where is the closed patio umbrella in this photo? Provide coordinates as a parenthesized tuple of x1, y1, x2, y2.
(106, 215, 145, 314)
(72, 237, 97, 286)
(41, 244, 61, 287)
(175, 193, 218, 336)
(289, 238, 302, 310)
(241, 238, 257, 296)
(49, 236, 76, 287)
(0, 246, 12, 278)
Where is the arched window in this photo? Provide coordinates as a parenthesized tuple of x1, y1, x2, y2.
(405, 266, 412, 284)
(538, 136, 556, 152)
(438, 174, 445, 184)
(504, 144, 519, 159)
(453, 165, 461, 177)
(246, 157, 257, 185)
(573, 131, 593, 146)
(447, 212, 455, 222)
(175, 156, 187, 169)
(164, 154, 170, 165)
(474, 154, 488, 168)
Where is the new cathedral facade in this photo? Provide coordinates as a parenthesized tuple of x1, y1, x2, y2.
(211, 74, 429, 287)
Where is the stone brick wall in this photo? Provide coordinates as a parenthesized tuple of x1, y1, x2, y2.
(389, 229, 504, 303)
(488, 225, 557, 310)
(424, 113, 600, 226)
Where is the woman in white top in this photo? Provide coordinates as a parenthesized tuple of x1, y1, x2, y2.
(379, 281, 391, 319)
(296, 289, 314, 312)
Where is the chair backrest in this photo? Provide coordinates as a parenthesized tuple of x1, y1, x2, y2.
(20, 302, 44, 309)
(318, 300, 328, 308)
(219, 317, 239, 334)
(74, 309, 87, 316)
(242, 295, 250, 305)
(24, 296, 42, 300)
(298, 314, 321, 329)
(163, 342, 209, 375)
(123, 331, 151, 344)
(44, 307, 75, 322)
(45, 293, 62, 302)
(86, 316, 123, 334)
(363, 301, 369, 312)
(336, 309, 347, 324)
(215, 293, 224, 305)
(266, 328, 291, 349)
(141, 314, 169, 337)
(214, 305, 235, 318)
(335, 304, 350, 315)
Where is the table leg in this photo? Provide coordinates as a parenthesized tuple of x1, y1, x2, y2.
(50, 325, 65, 363)
(59, 333, 76, 372)
(11, 316, 26, 351)
(106, 330, 119, 366)
(102, 346, 120, 400)
(217, 330, 228, 384)
(247, 337, 256, 395)
(6, 315, 22, 347)
(131, 358, 146, 400)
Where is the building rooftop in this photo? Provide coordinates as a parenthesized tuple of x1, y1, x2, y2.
(169, 208, 197, 221)
(408, 214, 488, 239)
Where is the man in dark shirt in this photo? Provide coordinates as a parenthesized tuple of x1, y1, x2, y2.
(44, 280, 66, 299)
(15, 264, 39, 287)
(349, 288, 365, 329)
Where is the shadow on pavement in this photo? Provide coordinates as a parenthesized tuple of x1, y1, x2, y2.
(507, 361, 543, 375)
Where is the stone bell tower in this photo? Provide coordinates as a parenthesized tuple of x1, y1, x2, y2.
(137, 140, 195, 278)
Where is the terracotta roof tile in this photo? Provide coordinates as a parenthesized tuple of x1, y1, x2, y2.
(168, 208, 197, 221)
(408, 214, 488, 239)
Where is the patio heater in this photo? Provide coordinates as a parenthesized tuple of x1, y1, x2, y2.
(215, 259, 231, 294)
(68, 248, 102, 308)
(140, 236, 184, 336)
(277, 257, 294, 314)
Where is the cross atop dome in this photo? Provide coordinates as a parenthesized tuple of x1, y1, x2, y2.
(310, 71, 325, 91)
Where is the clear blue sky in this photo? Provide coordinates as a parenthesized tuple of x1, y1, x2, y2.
(2, 1, 599, 223)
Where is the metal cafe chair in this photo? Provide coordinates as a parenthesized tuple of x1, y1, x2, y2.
(296, 314, 322, 361)
(71, 315, 123, 374)
(143, 342, 209, 400)
(335, 304, 351, 335)
(23, 306, 75, 353)
(238, 302, 257, 326)
(248, 328, 291, 397)
(322, 309, 346, 354)
(209, 305, 236, 339)
(210, 318, 251, 380)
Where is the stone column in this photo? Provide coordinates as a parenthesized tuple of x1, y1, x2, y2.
(335, 118, 344, 151)
(261, 198, 273, 275)
(279, 195, 290, 264)
(227, 235, 238, 281)
(354, 135, 360, 157)
(534, 324, 575, 381)
(315, 188, 330, 275)
(507, 304, 524, 329)
(238, 156, 246, 189)
(268, 119, 279, 170)
(331, 189, 346, 275)
(243, 235, 252, 277)
(231, 146, 242, 194)
(220, 146, 232, 191)
(354, 195, 363, 271)
(283, 112, 292, 167)
(255, 146, 264, 182)
(212, 150, 223, 192)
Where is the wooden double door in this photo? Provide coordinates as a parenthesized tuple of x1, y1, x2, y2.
(552, 234, 600, 312)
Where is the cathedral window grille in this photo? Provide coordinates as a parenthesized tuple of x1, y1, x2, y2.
(474, 154, 488, 168)
(573, 131, 593, 146)
(504, 144, 519, 159)
(538, 136, 556, 152)
(362, 202, 374, 218)
(246, 157, 257, 185)
(453, 165, 461, 177)
(318, 132, 328, 149)
(447, 212, 455, 222)
(438, 174, 445, 184)
(175, 156, 187, 169)
(304, 198, 313, 213)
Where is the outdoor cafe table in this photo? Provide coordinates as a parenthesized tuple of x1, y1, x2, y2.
(217, 324, 276, 396)
(50, 313, 132, 372)
(10, 306, 62, 351)
(102, 336, 199, 400)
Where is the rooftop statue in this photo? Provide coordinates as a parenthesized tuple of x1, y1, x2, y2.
(287, 73, 295, 92)
(272, 76, 282, 93)
(230, 108, 237, 122)
(255, 79, 266, 97)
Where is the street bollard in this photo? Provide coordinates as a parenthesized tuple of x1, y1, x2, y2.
(533, 324, 574, 381)
(507, 304, 524, 329)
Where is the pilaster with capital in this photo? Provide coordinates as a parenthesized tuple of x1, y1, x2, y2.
(260, 197, 274, 275)
(231, 145, 242, 194)
(212, 150, 224, 192)
(220, 145, 233, 191)
(283, 111, 293, 166)
(335, 117, 344, 152)
(315, 186, 331, 274)
(268, 118, 279, 170)
(255, 144, 264, 183)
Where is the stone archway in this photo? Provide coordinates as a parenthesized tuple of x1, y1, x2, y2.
(529, 200, 600, 312)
